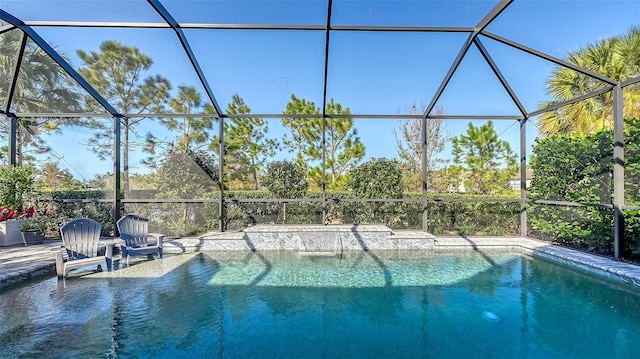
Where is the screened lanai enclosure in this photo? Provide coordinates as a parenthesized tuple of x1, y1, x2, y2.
(1, 1, 639, 259)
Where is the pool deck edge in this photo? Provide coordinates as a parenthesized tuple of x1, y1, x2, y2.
(429, 236, 640, 287)
(1, 234, 640, 290)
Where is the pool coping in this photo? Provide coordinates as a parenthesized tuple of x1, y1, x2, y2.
(1, 234, 639, 289)
(429, 236, 640, 288)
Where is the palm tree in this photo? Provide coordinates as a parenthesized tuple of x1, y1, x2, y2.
(539, 26, 640, 135)
(0, 29, 82, 164)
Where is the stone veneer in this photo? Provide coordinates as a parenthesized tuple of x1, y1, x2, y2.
(198, 224, 436, 252)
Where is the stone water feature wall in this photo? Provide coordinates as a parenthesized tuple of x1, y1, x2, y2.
(198, 224, 436, 252)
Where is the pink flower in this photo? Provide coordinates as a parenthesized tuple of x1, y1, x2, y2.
(0, 206, 36, 221)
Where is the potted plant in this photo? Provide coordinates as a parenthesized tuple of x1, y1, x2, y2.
(0, 165, 36, 246)
(21, 218, 45, 245)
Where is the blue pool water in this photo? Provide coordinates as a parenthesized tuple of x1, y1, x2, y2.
(1, 250, 640, 358)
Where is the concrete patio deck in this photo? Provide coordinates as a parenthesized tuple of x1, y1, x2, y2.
(0, 237, 202, 289)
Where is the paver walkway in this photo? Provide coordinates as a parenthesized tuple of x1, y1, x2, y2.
(0, 240, 60, 288)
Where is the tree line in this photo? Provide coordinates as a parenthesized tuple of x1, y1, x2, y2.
(0, 37, 368, 193)
(1, 34, 518, 196)
(11, 25, 639, 196)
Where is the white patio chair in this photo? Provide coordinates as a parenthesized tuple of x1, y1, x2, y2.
(116, 214, 164, 266)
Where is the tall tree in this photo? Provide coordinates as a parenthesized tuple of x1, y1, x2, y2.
(539, 26, 640, 135)
(34, 162, 84, 191)
(166, 85, 216, 153)
(77, 40, 171, 192)
(452, 121, 517, 195)
(319, 99, 365, 189)
(281, 94, 321, 169)
(394, 104, 448, 192)
(282, 95, 365, 189)
(216, 94, 278, 190)
(0, 29, 82, 164)
(155, 149, 219, 235)
(143, 86, 218, 229)
(144, 85, 216, 167)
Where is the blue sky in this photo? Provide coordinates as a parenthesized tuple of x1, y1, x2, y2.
(1, 0, 639, 181)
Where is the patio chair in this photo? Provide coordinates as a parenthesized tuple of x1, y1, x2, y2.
(54, 218, 113, 279)
(116, 214, 164, 266)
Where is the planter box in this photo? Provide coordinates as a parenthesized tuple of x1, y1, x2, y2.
(22, 229, 45, 245)
(0, 220, 24, 246)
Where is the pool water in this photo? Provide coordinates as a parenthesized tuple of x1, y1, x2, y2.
(1, 250, 640, 358)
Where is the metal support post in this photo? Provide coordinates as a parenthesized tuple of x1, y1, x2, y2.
(8, 114, 17, 166)
(320, 0, 333, 225)
(422, 117, 429, 231)
(218, 118, 225, 232)
(322, 117, 327, 224)
(520, 118, 527, 237)
(5, 32, 26, 167)
(613, 85, 625, 259)
(113, 116, 122, 236)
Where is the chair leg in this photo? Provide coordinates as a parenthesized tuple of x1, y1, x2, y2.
(105, 245, 114, 271)
(55, 251, 64, 279)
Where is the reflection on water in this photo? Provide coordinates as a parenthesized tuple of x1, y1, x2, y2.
(1, 250, 640, 358)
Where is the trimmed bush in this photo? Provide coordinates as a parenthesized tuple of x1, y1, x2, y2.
(348, 158, 404, 199)
(262, 160, 308, 199)
(36, 190, 112, 237)
(529, 117, 640, 259)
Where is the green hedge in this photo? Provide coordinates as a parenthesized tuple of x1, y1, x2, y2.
(427, 200, 520, 236)
(36, 190, 113, 237)
(37, 189, 520, 237)
(224, 191, 519, 235)
(529, 117, 640, 260)
(124, 202, 219, 237)
(529, 204, 614, 253)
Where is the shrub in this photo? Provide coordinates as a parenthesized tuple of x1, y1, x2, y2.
(262, 160, 308, 198)
(529, 117, 640, 259)
(348, 158, 404, 199)
(0, 165, 35, 211)
(36, 190, 112, 237)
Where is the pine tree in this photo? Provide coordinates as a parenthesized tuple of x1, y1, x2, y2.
(77, 40, 171, 192)
(212, 94, 278, 190)
(452, 121, 517, 195)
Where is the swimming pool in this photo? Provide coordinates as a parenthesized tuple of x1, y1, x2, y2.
(1, 250, 639, 358)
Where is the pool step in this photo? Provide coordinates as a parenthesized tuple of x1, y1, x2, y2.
(296, 251, 338, 257)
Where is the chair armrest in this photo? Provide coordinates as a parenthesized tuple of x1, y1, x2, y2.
(50, 246, 64, 254)
(114, 236, 133, 248)
(113, 237, 126, 246)
(99, 239, 121, 259)
(149, 233, 164, 247)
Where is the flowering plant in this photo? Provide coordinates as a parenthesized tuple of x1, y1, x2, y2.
(0, 205, 35, 222)
(0, 165, 36, 222)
